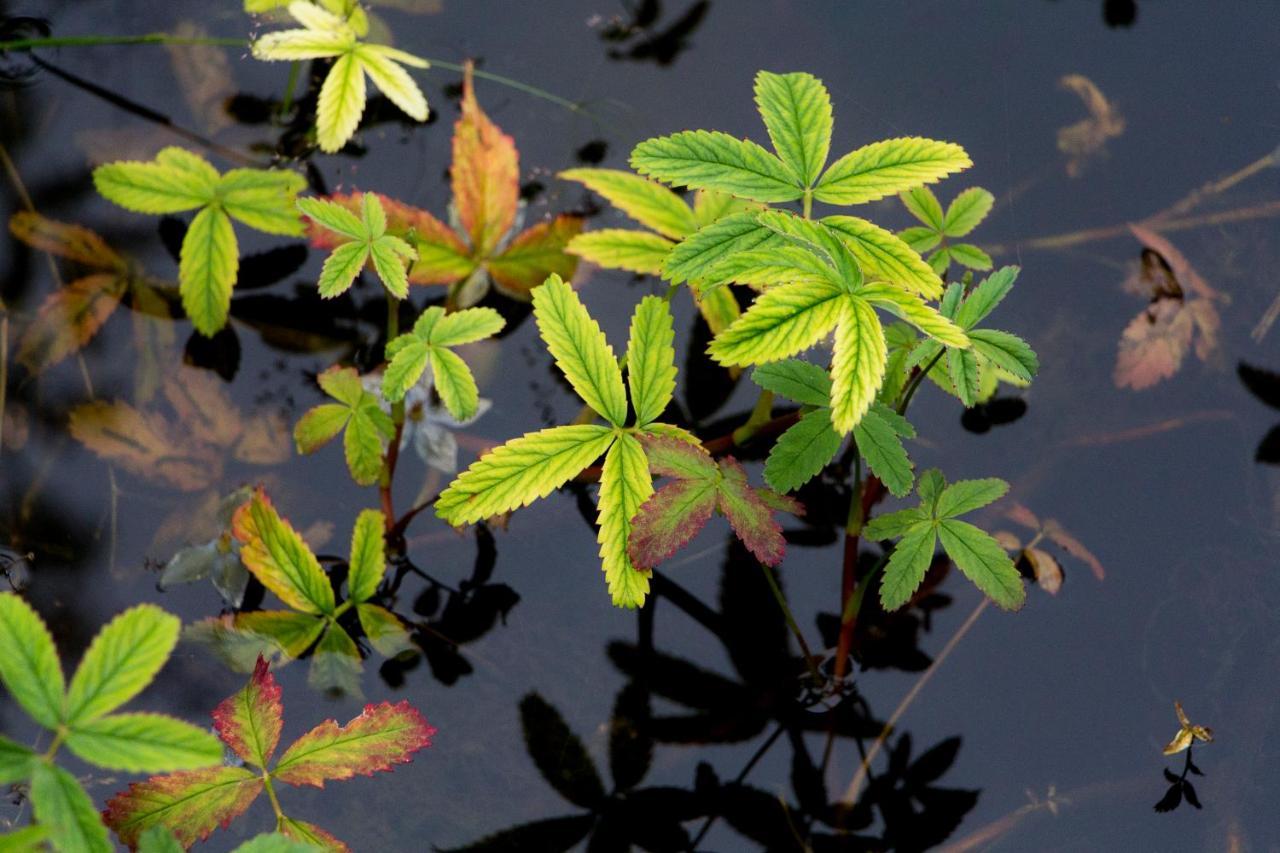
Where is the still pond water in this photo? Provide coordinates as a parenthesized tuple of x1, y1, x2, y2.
(3, 0, 1280, 849)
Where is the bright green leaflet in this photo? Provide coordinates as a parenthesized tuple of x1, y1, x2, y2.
(898, 185, 996, 274)
(93, 147, 305, 335)
(382, 305, 505, 417)
(863, 470, 1024, 610)
(298, 193, 417, 299)
(293, 365, 395, 486)
(437, 275, 686, 608)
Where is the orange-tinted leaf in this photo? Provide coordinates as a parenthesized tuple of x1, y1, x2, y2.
(1114, 299, 1193, 390)
(9, 211, 125, 270)
(164, 368, 243, 448)
(452, 61, 518, 256)
(1057, 74, 1124, 178)
(409, 236, 475, 285)
(1024, 546, 1063, 595)
(486, 215, 583, 298)
(716, 457, 787, 566)
(212, 655, 283, 768)
(231, 489, 335, 616)
(1128, 224, 1218, 300)
(102, 765, 262, 849)
(627, 479, 718, 570)
(17, 273, 127, 372)
(68, 400, 220, 491)
(272, 701, 435, 788)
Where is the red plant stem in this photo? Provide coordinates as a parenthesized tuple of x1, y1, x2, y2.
(833, 474, 884, 681)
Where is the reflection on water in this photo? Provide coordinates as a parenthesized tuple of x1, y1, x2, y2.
(3, 0, 1280, 849)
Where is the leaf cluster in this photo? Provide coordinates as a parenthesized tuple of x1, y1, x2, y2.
(104, 655, 435, 849)
(93, 147, 305, 335)
(898, 185, 996, 274)
(0, 595, 223, 852)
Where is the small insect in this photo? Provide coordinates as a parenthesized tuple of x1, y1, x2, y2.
(1163, 701, 1214, 755)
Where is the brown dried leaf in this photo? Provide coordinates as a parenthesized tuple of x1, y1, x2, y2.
(1128, 224, 1219, 300)
(17, 273, 128, 373)
(68, 400, 221, 491)
(1042, 519, 1106, 580)
(234, 412, 292, 465)
(164, 369, 243, 448)
(1114, 299, 1194, 390)
(9, 212, 126, 270)
(1025, 547, 1064, 595)
(1057, 74, 1124, 178)
(1004, 501, 1040, 531)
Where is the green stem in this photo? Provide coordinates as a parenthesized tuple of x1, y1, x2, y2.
(731, 390, 774, 446)
(261, 772, 286, 822)
(802, 190, 813, 220)
(895, 349, 945, 415)
(279, 60, 301, 118)
(758, 562, 823, 687)
(41, 729, 66, 761)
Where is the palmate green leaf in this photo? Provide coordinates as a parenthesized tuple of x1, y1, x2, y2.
(755, 209, 859, 284)
(64, 712, 223, 773)
(294, 365, 394, 486)
(830, 298, 888, 434)
(763, 408, 842, 493)
(103, 765, 262, 849)
(753, 70, 832, 187)
(218, 169, 307, 236)
(822, 215, 945, 299)
(707, 279, 845, 367)
(30, 762, 112, 853)
(532, 274, 628, 426)
(900, 186, 945, 230)
(179, 206, 238, 337)
(662, 212, 782, 285)
(346, 509, 386, 604)
(430, 346, 480, 423)
(948, 346, 980, 406)
(858, 283, 970, 348)
(597, 433, 654, 609)
(232, 490, 335, 616)
(863, 506, 928, 540)
(899, 226, 941, 253)
(368, 236, 415, 299)
(751, 358, 831, 407)
(381, 338, 431, 403)
(626, 296, 677, 426)
(704, 245, 837, 292)
(969, 329, 1038, 382)
(0, 736, 34, 785)
(437, 424, 617, 525)
(356, 44, 429, 123)
(318, 51, 366, 153)
(935, 477, 1008, 518)
(878, 523, 937, 610)
(814, 137, 971, 205)
(631, 130, 801, 202)
(559, 169, 696, 239)
(296, 196, 365, 239)
(567, 229, 674, 275)
(937, 520, 1025, 610)
(431, 306, 505, 346)
(954, 266, 1017, 329)
(92, 156, 214, 214)
(0, 594, 65, 729)
(64, 604, 179, 725)
(272, 700, 435, 787)
(942, 187, 995, 237)
(852, 403, 916, 497)
(949, 243, 993, 270)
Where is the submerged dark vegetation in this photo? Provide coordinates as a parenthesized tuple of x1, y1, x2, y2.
(2, 0, 1217, 850)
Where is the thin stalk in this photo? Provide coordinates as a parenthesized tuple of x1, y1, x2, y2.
(261, 773, 286, 822)
(731, 390, 774, 446)
(380, 296, 404, 531)
(839, 597, 990, 810)
(758, 562, 822, 687)
(832, 456, 864, 682)
(278, 60, 301, 118)
(895, 349, 945, 415)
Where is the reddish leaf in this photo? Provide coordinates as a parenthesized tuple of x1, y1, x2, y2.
(1003, 502, 1040, 530)
(716, 457, 787, 566)
(754, 488, 805, 517)
(102, 765, 262, 849)
(627, 479, 718, 569)
(9, 211, 125, 270)
(486, 215, 583, 298)
(452, 61, 518, 257)
(272, 701, 435, 788)
(17, 273, 128, 372)
(212, 655, 284, 768)
(1114, 299, 1194, 390)
(1128, 224, 1218, 300)
(638, 434, 717, 480)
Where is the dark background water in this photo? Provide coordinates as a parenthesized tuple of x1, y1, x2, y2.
(3, 0, 1280, 849)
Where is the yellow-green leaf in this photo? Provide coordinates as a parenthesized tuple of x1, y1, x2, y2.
(316, 51, 366, 153)
(707, 280, 846, 367)
(631, 130, 801, 203)
(179, 206, 238, 337)
(0, 594, 65, 728)
(753, 70, 832, 187)
(597, 433, 653, 609)
(823, 215, 944, 299)
(560, 168, 696, 239)
(232, 491, 335, 615)
(567, 230, 673, 276)
(64, 713, 224, 773)
(30, 763, 111, 853)
(93, 160, 213, 214)
(829, 298, 887, 434)
(429, 345, 481, 421)
(532, 274, 628, 426)
(626, 296, 677, 426)
(437, 425, 617, 525)
(346, 509, 386, 603)
(65, 604, 180, 725)
(815, 137, 971, 205)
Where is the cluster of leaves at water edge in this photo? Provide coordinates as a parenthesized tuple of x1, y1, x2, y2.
(93, 147, 306, 335)
(104, 655, 435, 848)
(186, 490, 414, 693)
(306, 63, 582, 306)
(0, 594, 224, 852)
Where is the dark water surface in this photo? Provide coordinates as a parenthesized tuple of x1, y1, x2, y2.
(3, 0, 1280, 849)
